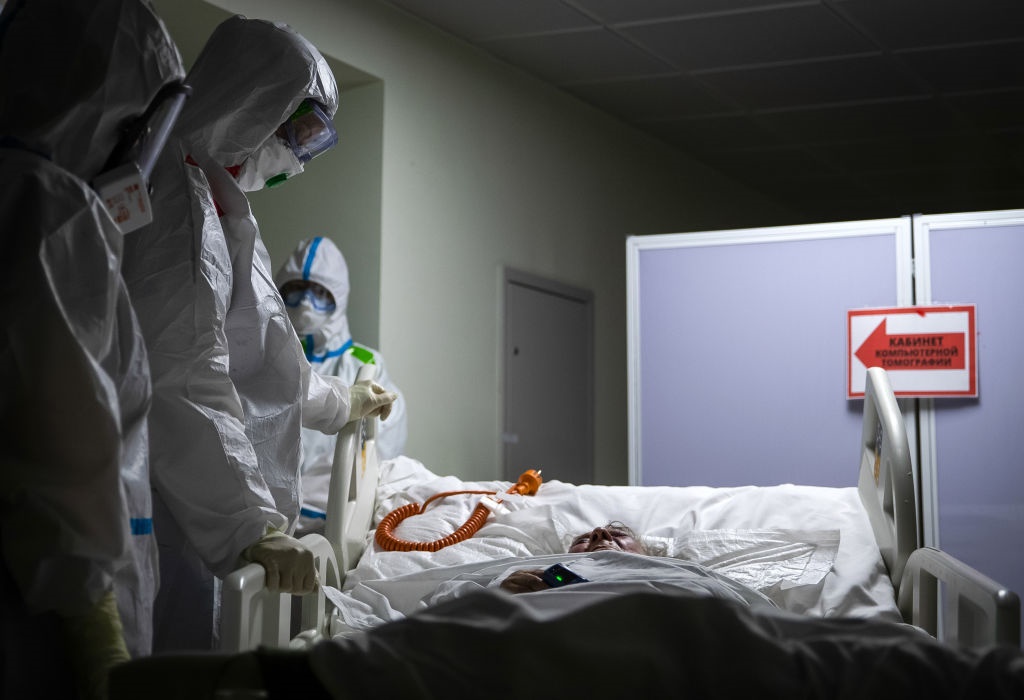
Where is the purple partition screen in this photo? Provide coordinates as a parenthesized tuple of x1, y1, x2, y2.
(633, 225, 904, 487)
(921, 216, 1024, 631)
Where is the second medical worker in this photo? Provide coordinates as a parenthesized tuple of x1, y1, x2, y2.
(121, 15, 395, 651)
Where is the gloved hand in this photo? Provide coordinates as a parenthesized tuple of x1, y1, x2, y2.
(242, 530, 319, 594)
(349, 378, 398, 421)
(60, 589, 130, 700)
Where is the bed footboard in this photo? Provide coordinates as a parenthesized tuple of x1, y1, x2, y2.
(219, 364, 380, 653)
(220, 533, 342, 652)
(900, 546, 1021, 648)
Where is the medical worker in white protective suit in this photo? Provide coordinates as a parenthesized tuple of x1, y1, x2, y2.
(0, 0, 185, 695)
(275, 236, 408, 534)
(121, 15, 396, 651)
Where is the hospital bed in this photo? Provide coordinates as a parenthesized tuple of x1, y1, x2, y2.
(111, 366, 1022, 698)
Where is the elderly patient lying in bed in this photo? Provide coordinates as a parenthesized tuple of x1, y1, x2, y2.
(498, 522, 664, 593)
(350, 456, 874, 619)
(273, 521, 1024, 700)
(329, 519, 785, 634)
(428, 521, 778, 614)
(299, 521, 1024, 700)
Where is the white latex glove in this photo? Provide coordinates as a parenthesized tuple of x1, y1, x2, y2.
(242, 530, 318, 594)
(348, 378, 397, 421)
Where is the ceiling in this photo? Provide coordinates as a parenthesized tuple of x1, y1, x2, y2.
(377, 0, 1024, 222)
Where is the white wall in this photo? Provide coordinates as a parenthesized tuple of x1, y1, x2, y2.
(156, 0, 792, 484)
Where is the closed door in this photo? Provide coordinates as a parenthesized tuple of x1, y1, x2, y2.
(503, 270, 593, 485)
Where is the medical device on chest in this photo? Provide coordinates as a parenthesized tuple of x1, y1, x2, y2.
(93, 81, 191, 233)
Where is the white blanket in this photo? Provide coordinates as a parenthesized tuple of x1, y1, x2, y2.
(339, 457, 900, 623)
(327, 550, 776, 633)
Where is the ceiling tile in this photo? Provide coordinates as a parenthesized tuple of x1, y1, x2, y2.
(568, 0, 796, 24)
(832, 0, 1024, 50)
(481, 28, 670, 83)
(620, 5, 876, 71)
(946, 88, 1024, 130)
(809, 134, 1010, 175)
(565, 75, 735, 120)
(988, 129, 1024, 164)
(754, 97, 961, 144)
(864, 164, 1024, 207)
(897, 41, 1024, 94)
(697, 54, 924, 110)
(643, 113, 777, 153)
(385, 0, 596, 40)
(705, 146, 841, 181)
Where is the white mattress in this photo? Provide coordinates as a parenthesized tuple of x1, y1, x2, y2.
(331, 456, 900, 633)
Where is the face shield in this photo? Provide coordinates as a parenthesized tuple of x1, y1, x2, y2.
(277, 99, 337, 164)
(280, 279, 337, 335)
(237, 99, 337, 191)
(92, 80, 192, 234)
(280, 280, 337, 312)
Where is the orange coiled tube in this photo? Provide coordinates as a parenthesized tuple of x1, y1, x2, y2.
(375, 469, 542, 552)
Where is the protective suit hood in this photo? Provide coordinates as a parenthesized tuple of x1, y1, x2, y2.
(176, 15, 339, 169)
(0, 0, 184, 182)
(275, 236, 352, 357)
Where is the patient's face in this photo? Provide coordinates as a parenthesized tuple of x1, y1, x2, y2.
(568, 524, 644, 554)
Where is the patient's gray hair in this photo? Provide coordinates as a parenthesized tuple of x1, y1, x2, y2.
(601, 521, 668, 557)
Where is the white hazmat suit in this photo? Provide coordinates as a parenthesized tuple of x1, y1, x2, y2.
(121, 15, 393, 651)
(0, 0, 184, 693)
(275, 236, 408, 533)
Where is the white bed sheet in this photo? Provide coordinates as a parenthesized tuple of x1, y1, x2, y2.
(337, 457, 900, 629)
(329, 550, 776, 632)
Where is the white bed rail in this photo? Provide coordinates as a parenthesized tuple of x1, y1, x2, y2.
(219, 533, 343, 652)
(219, 363, 381, 652)
(858, 367, 918, 589)
(900, 546, 1021, 648)
(325, 365, 381, 573)
(859, 367, 1020, 648)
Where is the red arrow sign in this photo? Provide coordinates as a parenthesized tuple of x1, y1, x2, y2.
(855, 319, 966, 371)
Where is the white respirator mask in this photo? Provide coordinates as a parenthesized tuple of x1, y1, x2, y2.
(287, 297, 331, 335)
(236, 135, 305, 192)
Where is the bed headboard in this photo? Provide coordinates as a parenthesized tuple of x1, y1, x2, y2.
(857, 367, 919, 589)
